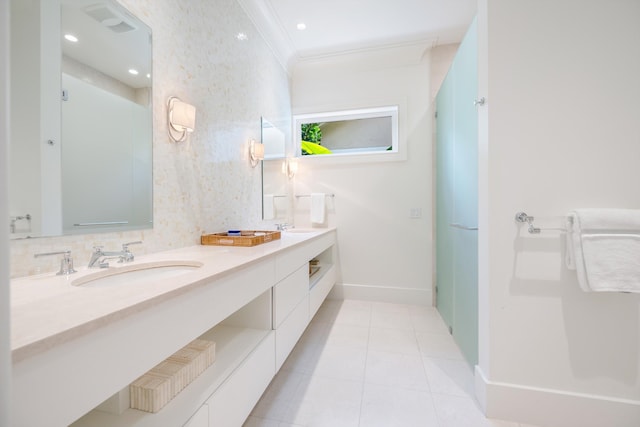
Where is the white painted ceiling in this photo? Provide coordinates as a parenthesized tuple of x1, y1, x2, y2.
(242, 0, 477, 62)
(60, 1, 476, 85)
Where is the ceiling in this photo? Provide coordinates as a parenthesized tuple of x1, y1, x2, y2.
(240, 0, 477, 65)
(59, 1, 476, 85)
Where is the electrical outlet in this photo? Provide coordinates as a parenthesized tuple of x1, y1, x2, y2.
(409, 208, 422, 219)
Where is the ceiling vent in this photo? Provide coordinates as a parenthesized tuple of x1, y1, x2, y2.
(84, 4, 136, 33)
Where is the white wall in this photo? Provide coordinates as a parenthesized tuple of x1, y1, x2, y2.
(477, 1, 640, 426)
(291, 43, 433, 305)
(1, 0, 11, 423)
(430, 43, 459, 102)
(9, 0, 292, 277)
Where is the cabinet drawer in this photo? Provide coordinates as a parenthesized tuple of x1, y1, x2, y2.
(273, 264, 308, 328)
(275, 233, 335, 281)
(206, 332, 275, 427)
(275, 294, 310, 371)
(309, 265, 336, 320)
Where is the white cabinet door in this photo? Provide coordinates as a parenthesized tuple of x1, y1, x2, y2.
(275, 294, 310, 371)
(309, 265, 336, 320)
(273, 264, 308, 328)
(207, 333, 275, 427)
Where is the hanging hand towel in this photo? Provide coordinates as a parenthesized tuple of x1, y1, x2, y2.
(263, 194, 275, 220)
(310, 193, 326, 224)
(569, 209, 640, 293)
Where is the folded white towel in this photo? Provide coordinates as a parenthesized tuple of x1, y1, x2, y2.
(573, 208, 640, 231)
(263, 194, 275, 220)
(570, 209, 640, 293)
(310, 193, 325, 224)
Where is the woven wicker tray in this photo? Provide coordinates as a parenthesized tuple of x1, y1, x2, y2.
(201, 230, 281, 247)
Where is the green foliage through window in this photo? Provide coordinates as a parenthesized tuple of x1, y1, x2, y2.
(301, 123, 322, 143)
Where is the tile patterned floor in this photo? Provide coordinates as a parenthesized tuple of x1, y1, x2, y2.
(244, 299, 539, 427)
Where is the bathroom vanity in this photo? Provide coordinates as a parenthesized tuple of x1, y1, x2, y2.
(11, 229, 337, 427)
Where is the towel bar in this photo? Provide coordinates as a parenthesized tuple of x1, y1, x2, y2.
(295, 194, 335, 198)
(10, 213, 32, 234)
(73, 221, 129, 227)
(515, 211, 570, 234)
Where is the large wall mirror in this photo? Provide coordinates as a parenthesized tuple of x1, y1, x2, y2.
(293, 106, 398, 157)
(261, 117, 288, 221)
(9, 0, 152, 239)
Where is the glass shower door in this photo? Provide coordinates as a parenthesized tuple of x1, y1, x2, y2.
(452, 18, 478, 366)
(435, 18, 478, 366)
(436, 72, 455, 330)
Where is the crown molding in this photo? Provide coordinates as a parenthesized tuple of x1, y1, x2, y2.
(236, 0, 298, 75)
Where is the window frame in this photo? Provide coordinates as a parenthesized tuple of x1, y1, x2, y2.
(293, 105, 400, 160)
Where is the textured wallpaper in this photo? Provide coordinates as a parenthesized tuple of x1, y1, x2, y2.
(10, 0, 292, 277)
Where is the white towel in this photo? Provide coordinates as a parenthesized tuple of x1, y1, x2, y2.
(310, 193, 325, 224)
(263, 194, 275, 220)
(569, 209, 640, 293)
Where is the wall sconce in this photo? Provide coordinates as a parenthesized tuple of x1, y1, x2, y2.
(282, 158, 298, 179)
(167, 96, 196, 142)
(249, 138, 264, 167)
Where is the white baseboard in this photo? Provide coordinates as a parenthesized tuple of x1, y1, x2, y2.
(475, 366, 640, 427)
(328, 283, 432, 306)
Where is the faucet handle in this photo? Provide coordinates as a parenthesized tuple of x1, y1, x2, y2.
(122, 240, 142, 251)
(34, 250, 77, 275)
(92, 245, 104, 253)
(121, 240, 142, 263)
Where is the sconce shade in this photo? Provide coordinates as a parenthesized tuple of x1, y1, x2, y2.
(168, 96, 196, 142)
(254, 142, 265, 160)
(249, 139, 265, 167)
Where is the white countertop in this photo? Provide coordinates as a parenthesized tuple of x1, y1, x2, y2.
(11, 228, 335, 363)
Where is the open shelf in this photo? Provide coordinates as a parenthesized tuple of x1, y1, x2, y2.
(309, 246, 335, 290)
(309, 263, 332, 290)
(71, 325, 272, 427)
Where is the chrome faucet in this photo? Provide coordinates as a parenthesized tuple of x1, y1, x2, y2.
(34, 250, 77, 275)
(275, 223, 293, 231)
(120, 241, 142, 262)
(88, 241, 142, 268)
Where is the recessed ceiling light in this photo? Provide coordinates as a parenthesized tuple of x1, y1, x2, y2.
(128, 69, 139, 75)
(296, 23, 307, 31)
(236, 32, 248, 41)
(64, 34, 78, 42)
(146, 73, 151, 79)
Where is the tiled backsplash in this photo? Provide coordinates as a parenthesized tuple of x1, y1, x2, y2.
(10, 0, 291, 277)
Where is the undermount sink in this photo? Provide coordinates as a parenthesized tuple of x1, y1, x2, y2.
(72, 260, 204, 287)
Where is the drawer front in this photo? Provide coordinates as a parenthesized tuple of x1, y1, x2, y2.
(275, 232, 335, 281)
(309, 265, 336, 320)
(206, 332, 275, 427)
(275, 294, 310, 371)
(273, 264, 308, 328)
